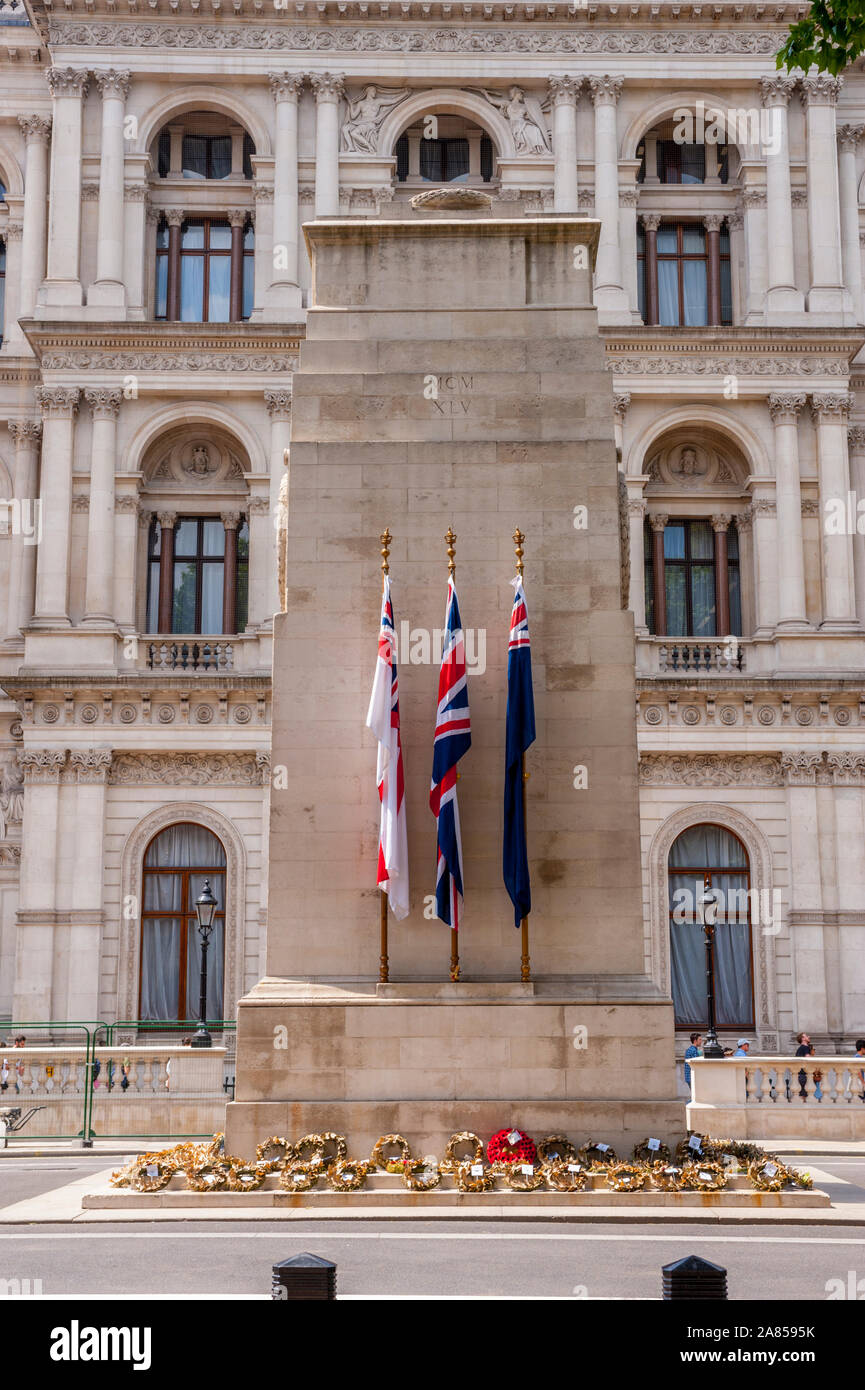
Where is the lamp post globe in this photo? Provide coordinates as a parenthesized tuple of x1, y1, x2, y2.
(190, 879, 218, 1049)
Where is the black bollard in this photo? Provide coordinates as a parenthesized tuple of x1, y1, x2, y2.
(662, 1254, 728, 1300)
(272, 1252, 337, 1301)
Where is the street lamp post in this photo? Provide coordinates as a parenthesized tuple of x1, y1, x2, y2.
(190, 879, 217, 1050)
(698, 875, 725, 1059)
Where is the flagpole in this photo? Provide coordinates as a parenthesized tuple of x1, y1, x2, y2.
(514, 527, 531, 984)
(445, 525, 460, 984)
(379, 527, 391, 984)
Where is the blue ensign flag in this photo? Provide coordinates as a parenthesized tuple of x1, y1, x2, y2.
(503, 575, 536, 927)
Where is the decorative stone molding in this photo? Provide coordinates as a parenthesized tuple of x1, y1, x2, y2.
(640, 212, 661, 232)
(619, 189, 639, 207)
(268, 71, 305, 101)
(612, 392, 631, 421)
(84, 387, 123, 419)
(109, 753, 267, 786)
(848, 426, 865, 453)
(826, 751, 865, 784)
(791, 189, 808, 207)
(115, 494, 139, 513)
(81, 183, 100, 202)
(801, 498, 820, 517)
(768, 391, 807, 423)
(578, 188, 595, 211)
(226, 208, 248, 228)
(639, 754, 784, 787)
(264, 388, 292, 419)
(44, 66, 90, 98)
(71, 494, 90, 513)
(7, 420, 42, 445)
(751, 498, 777, 516)
(18, 114, 52, 142)
(628, 498, 646, 518)
(252, 182, 274, 203)
(124, 183, 150, 203)
(810, 391, 854, 422)
(4, 222, 24, 241)
(799, 74, 843, 107)
(759, 75, 796, 107)
(47, 24, 789, 55)
(18, 749, 66, 783)
(41, 351, 298, 374)
(93, 68, 131, 99)
(780, 750, 824, 785)
(35, 387, 79, 419)
(607, 352, 848, 379)
(741, 188, 767, 209)
(221, 511, 243, 530)
(248, 496, 271, 514)
(727, 208, 744, 229)
(68, 749, 113, 783)
(734, 507, 753, 533)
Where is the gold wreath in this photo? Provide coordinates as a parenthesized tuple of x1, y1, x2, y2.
(577, 1141, 617, 1169)
(370, 1134, 412, 1172)
(676, 1135, 709, 1164)
(649, 1161, 686, 1191)
(505, 1163, 545, 1192)
(185, 1162, 230, 1192)
(227, 1163, 268, 1191)
(255, 1136, 294, 1171)
(127, 1157, 175, 1192)
(544, 1161, 589, 1192)
(278, 1162, 320, 1192)
(443, 1132, 484, 1172)
(325, 1159, 370, 1191)
(747, 1158, 792, 1192)
(403, 1160, 442, 1191)
(605, 1161, 647, 1192)
(453, 1161, 496, 1192)
(294, 1132, 348, 1168)
(632, 1138, 671, 1165)
(683, 1160, 727, 1191)
(537, 1134, 578, 1165)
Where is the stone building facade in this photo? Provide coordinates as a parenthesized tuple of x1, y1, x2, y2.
(0, 0, 864, 1052)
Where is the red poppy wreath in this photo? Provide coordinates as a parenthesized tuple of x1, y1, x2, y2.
(486, 1128, 537, 1166)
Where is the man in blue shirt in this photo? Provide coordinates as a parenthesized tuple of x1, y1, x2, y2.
(684, 1031, 703, 1090)
(733, 1038, 750, 1058)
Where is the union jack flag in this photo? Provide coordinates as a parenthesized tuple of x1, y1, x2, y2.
(430, 576, 472, 929)
(503, 574, 536, 927)
(366, 574, 409, 919)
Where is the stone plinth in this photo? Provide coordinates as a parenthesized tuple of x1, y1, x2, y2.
(226, 213, 684, 1157)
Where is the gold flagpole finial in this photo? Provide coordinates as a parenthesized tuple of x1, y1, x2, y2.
(380, 528, 391, 577)
(513, 527, 525, 577)
(445, 526, 457, 578)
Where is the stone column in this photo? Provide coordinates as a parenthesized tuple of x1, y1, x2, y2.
(124, 184, 149, 317)
(781, 751, 829, 1035)
(800, 75, 850, 316)
(222, 510, 241, 634)
(704, 213, 723, 325)
(812, 391, 857, 627)
(65, 750, 112, 1021)
(40, 68, 89, 308)
(165, 208, 184, 321)
(1, 221, 24, 350)
(827, 754, 865, 917)
(89, 69, 130, 308)
(246, 495, 272, 630)
(5, 420, 41, 641)
(848, 425, 865, 626)
(741, 188, 768, 322)
(588, 76, 630, 320)
(265, 389, 292, 623)
(837, 124, 865, 323)
(267, 73, 304, 310)
(711, 514, 731, 635)
(32, 387, 78, 626)
(768, 391, 809, 629)
(228, 209, 246, 322)
(733, 509, 755, 632)
(727, 207, 745, 323)
(620, 189, 639, 315)
(157, 511, 176, 632)
(310, 72, 344, 219)
(251, 181, 274, 318)
(114, 494, 139, 631)
(751, 496, 779, 633)
(760, 75, 803, 314)
(82, 388, 122, 625)
(548, 75, 581, 214)
(627, 496, 647, 631)
(17, 116, 51, 322)
(641, 213, 660, 325)
(12, 749, 66, 1021)
(648, 512, 667, 634)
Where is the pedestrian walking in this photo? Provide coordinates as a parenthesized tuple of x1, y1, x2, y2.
(683, 1031, 703, 1091)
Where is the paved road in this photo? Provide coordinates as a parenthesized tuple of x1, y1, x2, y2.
(0, 1155, 864, 1300)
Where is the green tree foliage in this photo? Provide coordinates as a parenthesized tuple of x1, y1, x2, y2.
(777, 1, 865, 76)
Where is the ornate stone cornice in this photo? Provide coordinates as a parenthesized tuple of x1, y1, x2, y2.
(760, 74, 796, 107)
(45, 66, 90, 98)
(800, 74, 843, 107)
(639, 754, 784, 788)
(108, 752, 268, 787)
(41, 350, 299, 373)
(268, 71, 305, 100)
(93, 68, 131, 99)
(35, 386, 79, 419)
(84, 387, 123, 419)
(18, 114, 52, 142)
(768, 391, 807, 423)
(47, 23, 790, 55)
(7, 419, 42, 445)
(264, 388, 292, 419)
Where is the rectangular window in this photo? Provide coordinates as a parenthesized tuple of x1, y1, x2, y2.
(419, 137, 470, 183)
(0, 238, 5, 348)
(178, 219, 231, 324)
(647, 518, 742, 638)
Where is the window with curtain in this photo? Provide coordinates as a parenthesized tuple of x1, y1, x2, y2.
(139, 823, 226, 1022)
(146, 515, 250, 634)
(644, 518, 741, 637)
(637, 221, 732, 327)
(668, 824, 754, 1030)
(180, 218, 230, 322)
(395, 131, 493, 183)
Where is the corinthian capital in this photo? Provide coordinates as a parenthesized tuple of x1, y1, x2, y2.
(264, 388, 292, 419)
(7, 419, 42, 445)
(268, 71, 305, 102)
(547, 74, 583, 106)
(18, 114, 52, 142)
(84, 388, 123, 420)
(810, 391, 854, 422)
(759, 75, 796, 107)
(800, 74, 843, 108)
(589, 75, 624, 106)
(768, 392, 807, 424)
(310, 71, 345, 102)
(45, 67, 90, 99)
(35, 387, 80, 419)
(94, 69, 131, 100)
(838, 123, 865, 151)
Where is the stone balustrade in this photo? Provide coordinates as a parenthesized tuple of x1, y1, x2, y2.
(0, 1046, 227, 1140)
(637, 637, 748, 675)
(688, 1055, 865, 1140)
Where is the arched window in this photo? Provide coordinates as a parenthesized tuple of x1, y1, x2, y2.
(668, 824, 754, 1030)
(140, 824, 226, 1022)
(153, 114, 254, 181)
(637, 122, 729, 185)
(394, 116, 495, 185)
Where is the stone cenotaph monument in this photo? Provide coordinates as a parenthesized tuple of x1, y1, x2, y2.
(225, 201, 685, 1156)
